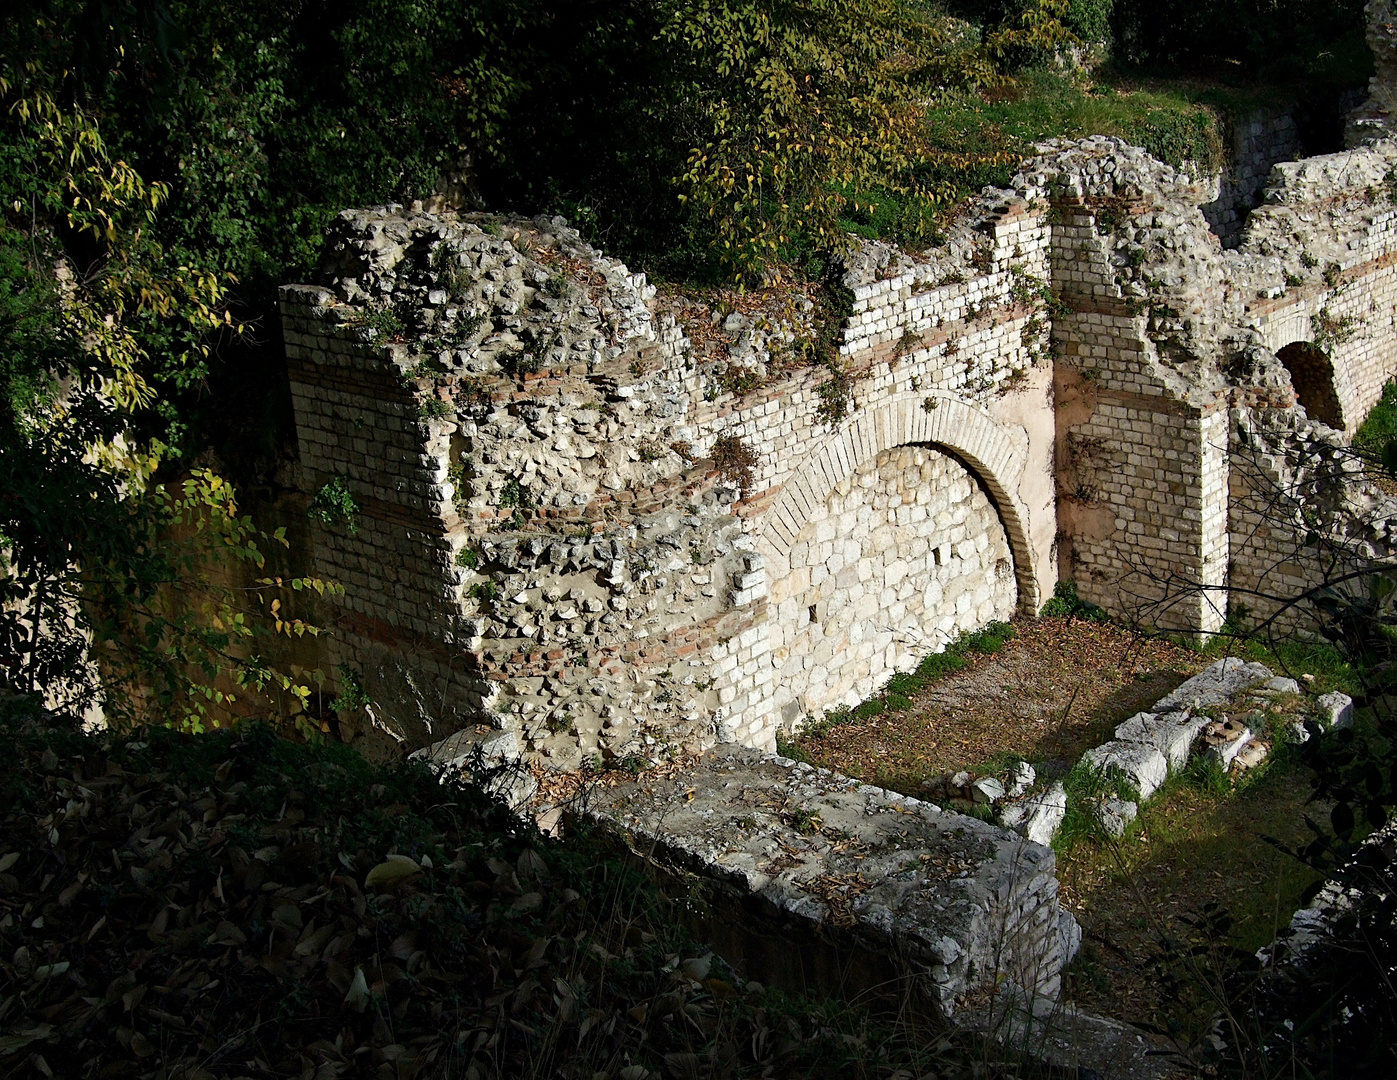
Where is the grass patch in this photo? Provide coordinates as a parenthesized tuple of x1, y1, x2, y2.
(1199, 628, 1363, 697)
(1055, 759, 1142, 853)
(1058, 751, 1325, 1029)
(1353, 378, 1397, 454)
(840, 69, 1234, 244)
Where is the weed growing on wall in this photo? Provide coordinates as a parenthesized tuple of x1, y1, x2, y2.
(710, 435, 759, 495)
(308, 477, 360, 534)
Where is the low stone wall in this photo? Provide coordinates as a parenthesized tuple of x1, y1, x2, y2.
(580, 744, 1078, 1015)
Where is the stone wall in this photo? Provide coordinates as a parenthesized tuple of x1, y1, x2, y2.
(281, 203, 1061, 762)
(765, 443, 1017, 728)
(281, 117, 1397, 755)
(1203, 107, 1303, 248)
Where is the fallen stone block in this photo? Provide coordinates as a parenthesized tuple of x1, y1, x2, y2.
(1315, 692, 1354, 730)
(1231, 738, 1269, 772)
(1152, 657, 1273, 712)
(1007, 760, 1036, 798)
(1082, 741, 1169, 800)
(1094, 797, 1138, 839)
(580, 745, 1076, 1015)
(1114, 710, 1210, 772)
(998, 781, 1067, 847)
(1263, 676, 1302, 694)
(413, 725, 539, 811)
(972, 776, 1007, 804)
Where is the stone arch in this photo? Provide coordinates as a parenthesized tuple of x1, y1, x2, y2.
(1276, 341, 1345, 429)
(760, 394, 1040, 614)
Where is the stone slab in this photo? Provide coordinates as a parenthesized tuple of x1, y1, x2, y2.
(1082, 741, 1169, 800)
(580, 745, 1075, 1014)
(1316, 691, 1354, 730)
(998, 781, 1067, 847)
(1114, 710, 1210, 771)
(413, 725, 538, 811)
(1151, 657, 1274, 712)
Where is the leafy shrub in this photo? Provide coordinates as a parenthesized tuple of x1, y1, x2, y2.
(307, 477, 360, 534)
(1041, 579, 1111, 621)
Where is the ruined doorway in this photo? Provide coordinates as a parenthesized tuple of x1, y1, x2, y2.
(1276, 341, 1344, 429)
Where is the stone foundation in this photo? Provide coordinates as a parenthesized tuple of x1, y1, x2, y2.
(580, 745, 1078, 1015)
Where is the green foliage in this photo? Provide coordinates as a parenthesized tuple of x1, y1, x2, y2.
(1110, 0, 1368, 85)
(1040, 579, 1111, 621)
(814, 362, 863, 426)
(915, 69, 1225, 209)
(0, 77, 333, 732)
(1054, 759, 1138, 851)
(307, 477, 360, 534)
(330, 663, 369, 713)
(1354, 379, 1397, 480)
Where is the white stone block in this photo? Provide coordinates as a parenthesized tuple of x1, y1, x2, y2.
(1082, 741, 1169, 800)
(1152, 657, 1273, 711)
(1315, 692, 1354, 730)
(1114, 710, 1210, 771)
(998, 782, 1066, 847)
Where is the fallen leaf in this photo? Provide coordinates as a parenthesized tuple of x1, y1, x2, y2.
(364, 854, 421, 889)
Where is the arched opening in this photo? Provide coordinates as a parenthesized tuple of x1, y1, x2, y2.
(1276, 341, 1344, 429)
(766, 442, 1018, 723)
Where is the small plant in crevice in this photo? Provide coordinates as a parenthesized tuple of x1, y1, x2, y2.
(710, 434, 758, 496)
(308, 477, 360, 534)
(715, 363, 763, 397)
(455, 545, 480, 569)
(416, 396, 453, 421)
(350, 299, 407, 341)
(1312, 306, 1360, 352)
(815, 360, 862, 427)
(329, 663, 369, 714)
(468, 580, 500, 612)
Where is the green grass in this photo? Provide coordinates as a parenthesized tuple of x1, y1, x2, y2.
(840, 69, 1234, 246)
(1353, 377, 1397, 456)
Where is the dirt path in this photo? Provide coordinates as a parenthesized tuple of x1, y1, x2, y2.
(794, 616, 1208, 794)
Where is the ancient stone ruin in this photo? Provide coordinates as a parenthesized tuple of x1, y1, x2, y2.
(278, 4, 1397, 1022)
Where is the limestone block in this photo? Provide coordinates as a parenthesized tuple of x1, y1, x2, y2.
(413, 726, 538, 811)
(582, 745, 1070, 1015)
(1113, 710, 1210, 771)
(1263, 676, 1302, 693)
(971, 776, 1006, 804)
(1094, 797, 1138, 839)
(1200, 717, 1253, 770)
(1152, 658, 1274, 711)
(1082, 741, 1168, 800)
(998, 782, 1067, 847)
(1007, 760, 1036, 798)
(1315, 692, 1354, 730)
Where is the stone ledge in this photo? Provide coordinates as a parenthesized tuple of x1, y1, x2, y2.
(578, 744, 1077, 1015)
